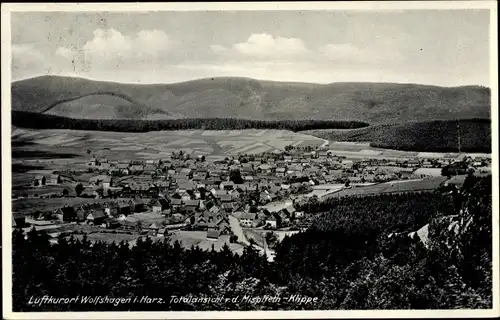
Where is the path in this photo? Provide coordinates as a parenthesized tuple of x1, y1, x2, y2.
(229, 214, 275, 262)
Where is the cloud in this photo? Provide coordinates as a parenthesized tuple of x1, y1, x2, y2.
(55, 28, 172, 69)
(232, 33, 309, 58)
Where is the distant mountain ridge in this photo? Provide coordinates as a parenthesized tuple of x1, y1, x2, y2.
(11, 75, 491, 123)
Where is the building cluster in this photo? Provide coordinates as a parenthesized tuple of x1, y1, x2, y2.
(25, 149, 491, 238)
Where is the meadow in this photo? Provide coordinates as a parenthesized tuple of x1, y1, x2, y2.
(12, 128, 327, 161)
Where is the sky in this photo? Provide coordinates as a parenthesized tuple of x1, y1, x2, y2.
(10, 10, 491, 86)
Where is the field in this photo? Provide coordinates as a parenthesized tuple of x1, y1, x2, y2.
(324, 177, 448, 199)
(12, 128, 326, 160)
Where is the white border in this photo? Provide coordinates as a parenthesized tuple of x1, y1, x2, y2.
(2, 2, 498, 319)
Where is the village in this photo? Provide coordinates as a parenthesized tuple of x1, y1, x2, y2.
(12, 145, 492, 258)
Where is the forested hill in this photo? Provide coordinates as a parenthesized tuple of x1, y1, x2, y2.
(305, 119, 492, 153)
(12, 75, 491, 123)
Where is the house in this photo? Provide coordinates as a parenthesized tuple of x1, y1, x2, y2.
(276, 167, 286, 177)
(89, 175, 112, 190)
(265, 215, 277, 229)
(129, 164, 145, 174)
(104, 203, 119, 217)
(179, 191, 192, 202)
(170, 198, 183, 212)
(12, 214, 26, 228)
(230, 189, 242, 200)
(220, 181, 235, 191)
(239, 212, 256, 227)
(150, 198, 168, 213)
(348, 176, 362, 184)
(399, 168, 415, 179)
(222, 202, 239, 213)
(281, 206, 296, 218)
(219, 194, 233, 203)
(293, 211, 305, 219)
(129, 199, 147, 213)
(48, 174, 62, 185)
(184, 199, 201, 213)
(104, 218, 121, 229)
(117, 202, 131, 216)
(216, 214, 231, 234)
(32, 175, 46, 187)
(277, 211, 290, 226)
(258, 164, 273, 174)
(54, 206, 76, 221)
(89, 158, 100, 167)
(260, 191, 271, 203)
(407, 159, 420, 168)
(144, 164, 158, 174)
(157, 228, 167, 237)
(207, 223, 220, 239)
(86, 209, 107, 225)
(75, 206, 88, 222)
(177, 181, 195, 193)
(100, 161, 112, 169)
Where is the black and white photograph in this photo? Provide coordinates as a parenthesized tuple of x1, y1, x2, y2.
(2, 2, 498, 319)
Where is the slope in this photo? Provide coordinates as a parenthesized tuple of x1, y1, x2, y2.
(11, 75, 491, 123)
(305, 119, 491, 153)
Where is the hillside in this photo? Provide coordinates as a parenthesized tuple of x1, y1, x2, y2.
(305, 119, 491, 153)
(11, 75, 491, 123)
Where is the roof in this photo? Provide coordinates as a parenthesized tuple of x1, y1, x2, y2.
(171, 198, 182, 205)
(240, 212, 256, 220)
(114, 202, 128, 209)
(184, 200, 199, 207)
(178, 182, 195, 190)
(87, 209, 106, 219)
(266, 215, 277, 221)
(207, 229, 220, 239)
(34, 175, 45, 180)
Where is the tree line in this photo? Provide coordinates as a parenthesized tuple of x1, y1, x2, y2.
(12, 111, 369, 132)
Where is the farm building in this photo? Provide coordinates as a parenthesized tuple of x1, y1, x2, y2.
(220, 181, 235, 190)
(86, 209, 107, 225)
(150, 198, 169, 213)
(48, 174, 62, 185)
(32, 175, 46, 186)
(207, 223, 220, 239)
(239, 212, 256, 227)
(89, 175, 112, 190)
(265, 215, 277, 229)
(54, 206, 76, 221)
